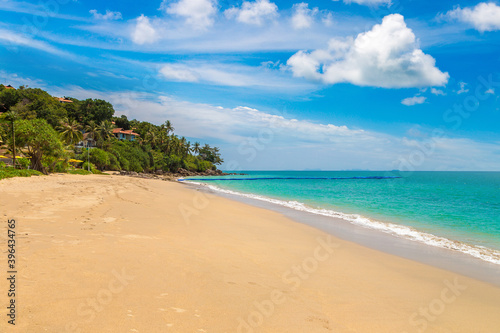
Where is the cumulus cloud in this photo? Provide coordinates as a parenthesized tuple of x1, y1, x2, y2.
(224, 0, 278, 26)
(286, 14, 449, 88)
(443, 2, 500, 32)
(291, 3, 318, 30)
(162, 0, 217, 30)
(131, 15, 158, 45)
(401, 96, 426, 106)
(90, 9, 122, 20)
(486, 88, 495, 94)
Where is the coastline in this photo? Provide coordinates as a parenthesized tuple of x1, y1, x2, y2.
(1, 174, 500, 332)
(184, 180, 500, 287)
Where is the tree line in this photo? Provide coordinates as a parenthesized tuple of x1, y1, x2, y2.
(0, 84, 223, 174)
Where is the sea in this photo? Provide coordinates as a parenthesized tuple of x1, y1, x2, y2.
(182, 171, 500, 265)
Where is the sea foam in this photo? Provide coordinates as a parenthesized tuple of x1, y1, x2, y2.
(184, 180, 500, 266)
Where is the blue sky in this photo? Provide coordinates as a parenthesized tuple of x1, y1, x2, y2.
(1, 0, 499, 170)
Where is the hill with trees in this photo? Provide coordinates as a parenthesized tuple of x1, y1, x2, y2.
(0, 84, 223, 176)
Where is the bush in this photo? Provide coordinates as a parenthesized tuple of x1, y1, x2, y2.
(67, 169, 92, 175)
(82, 162, 102, 174)
(0, 167, 42, 180)
(16, 158, 30, 169)
(163, 154, 182, 172)
(81, 148, 110, 171)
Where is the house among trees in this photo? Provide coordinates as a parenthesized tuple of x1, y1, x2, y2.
(113, 128, 140, 141)
(4, 85, 15, 90)
(56, 97, 73, 103)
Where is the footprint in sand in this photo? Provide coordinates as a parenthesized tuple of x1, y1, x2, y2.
(155, 293, 169, 299)
(171, 307, 186, 313)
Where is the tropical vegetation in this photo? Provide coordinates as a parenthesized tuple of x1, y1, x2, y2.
(0, 84, 223, 176)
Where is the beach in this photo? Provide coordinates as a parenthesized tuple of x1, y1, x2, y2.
(1, 174, 500, 332)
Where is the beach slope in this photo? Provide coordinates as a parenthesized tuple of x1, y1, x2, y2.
(1, 174, 499, 332)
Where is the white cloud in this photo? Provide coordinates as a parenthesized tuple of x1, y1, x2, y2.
(90, 9, 122, 20)
(291, 3, 318, 30)
(0, 28, 75, 58)
(340, 0, 391, 6)
(486, 88, 495, 94)
(0, 70, 46, 89)
(160, 65, 199, 82)
(131, 15, 158, 45)
(162, 0, 217, 30)
(224, 0, 278, 26)
(158, 61, 313, 89)
(401, 96, 426, 106)
(457, 81, 469, 94)
(286, 14, 449, 88)
(431, 88, 446, 95)
(444, 2, 500, 32)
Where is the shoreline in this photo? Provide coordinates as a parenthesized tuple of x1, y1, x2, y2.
(1, 174, 500, 332)
(182, 180, 500, 287)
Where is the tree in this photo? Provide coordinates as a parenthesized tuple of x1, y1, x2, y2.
(15, 88, 67, 127)
(14, 119, 64, 174)
(58, 119, 83, 145)
(163, 120, 174, 135)
(98, 120, 114, 142)
(193, 142, 200, 156)
(85, 121, 100, 142)
(199, 144, 223, 165)
(114, 115, 130, 130)
(0, 111, 19, 168)
(80, 99, 115, 125)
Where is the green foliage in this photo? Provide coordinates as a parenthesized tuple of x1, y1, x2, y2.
(113, 115, 130, 130)
(14, 119, 64, 174)
(81, 148, 110, 171)
(79, 99, 115, 125)
(16, 157, 30, 169)
(199, 144, 223, 165)
(0, 165, 42, 180)
(82, 162, 102, 174)
(0, 85, 223, 175)
(67, 169, 92, 175)
(163, 154, 182, 172)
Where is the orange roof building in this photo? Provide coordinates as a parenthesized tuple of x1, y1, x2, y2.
(113, 128, 140, 141)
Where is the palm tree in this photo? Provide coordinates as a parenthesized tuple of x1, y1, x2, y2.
(163, 120, 174, 135)
(145, 128, 158, 149)
(98, 120, 114, 142)
(0, 111, 19, 168)
(85, 120, 100, 143)
(58, 119, 83, 145)
(193, 142, 200, 156)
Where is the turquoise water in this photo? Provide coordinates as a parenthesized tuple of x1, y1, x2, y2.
(184, 171, 500, 262)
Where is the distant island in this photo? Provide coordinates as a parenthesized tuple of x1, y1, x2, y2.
(0, 84, 225, 179)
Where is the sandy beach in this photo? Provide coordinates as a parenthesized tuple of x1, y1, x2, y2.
(1, 174, 500, 332)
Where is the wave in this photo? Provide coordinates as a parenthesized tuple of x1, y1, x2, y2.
(183, 180, 500, 265)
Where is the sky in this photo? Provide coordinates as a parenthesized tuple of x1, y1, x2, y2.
(0, 0, 499, 171)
